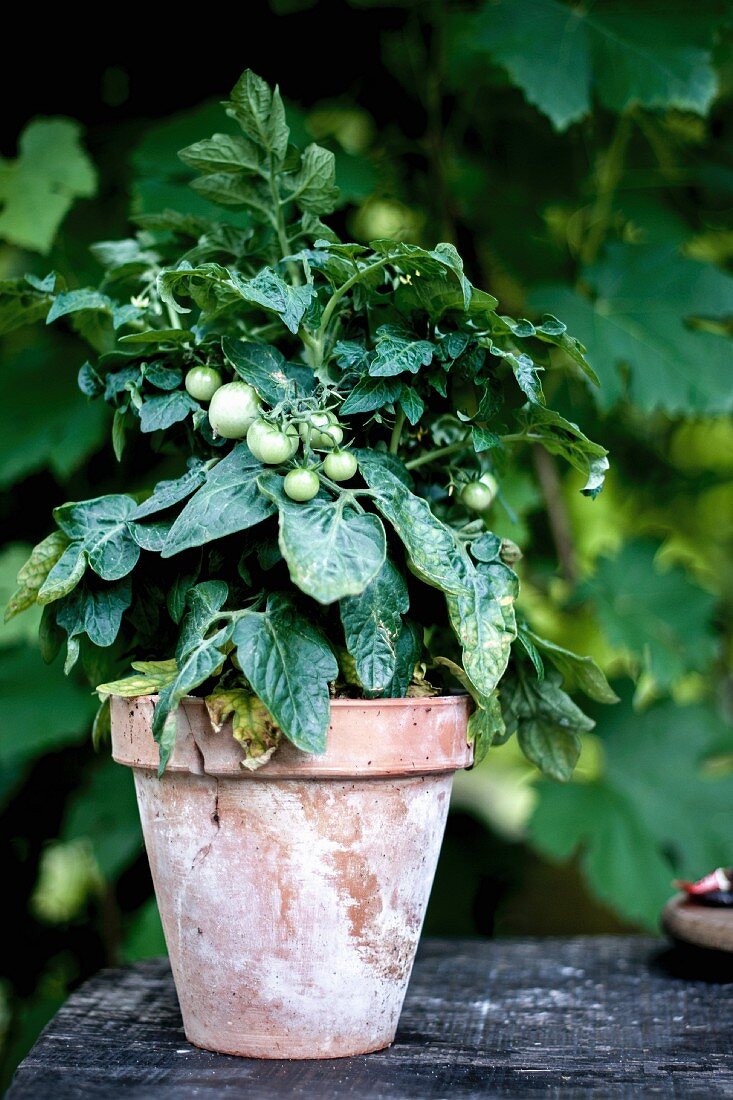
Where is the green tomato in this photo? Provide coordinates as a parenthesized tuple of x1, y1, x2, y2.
(184, 366, 223, 403)
(461, 480, 495, 512)
(315, 423, 344, 450)
(323, 450, 358, 482)
(208, 382, 261, 439)
(246, 419, 297, 465)
(299, 411, 342, 449)
(283, 468, 319, 502)
(479, 472, 499, 505)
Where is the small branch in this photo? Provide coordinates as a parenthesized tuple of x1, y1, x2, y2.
(389, 408, 406, 454)
(579, 113, 633, 269)
(405, 437, 470, 470)
(165, 302, 182, 330)
(532, 445, 577, 584)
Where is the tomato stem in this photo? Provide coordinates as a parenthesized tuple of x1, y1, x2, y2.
(389, 408, 406, 454)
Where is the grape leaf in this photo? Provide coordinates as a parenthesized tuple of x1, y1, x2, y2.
(529, 692, 733, 929)
(584, 541, 718, 692)
(463, 0, 720, 131)
(534, 245, 733, 414)
(0, 119, 97, 254)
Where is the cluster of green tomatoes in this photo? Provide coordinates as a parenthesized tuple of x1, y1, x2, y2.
(184, 365, 357, 503)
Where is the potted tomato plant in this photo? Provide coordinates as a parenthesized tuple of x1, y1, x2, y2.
(4, 71, 615, 1059)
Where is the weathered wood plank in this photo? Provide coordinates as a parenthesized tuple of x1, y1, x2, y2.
(8, 937, 733, 1098)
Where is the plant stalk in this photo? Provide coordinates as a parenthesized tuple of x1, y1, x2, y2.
(579, 113, 634, 269)
(389, 409, 406, 454)
(531, 444, 577, 583)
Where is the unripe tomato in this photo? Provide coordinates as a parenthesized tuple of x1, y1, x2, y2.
(208, 382, 261, 439)
(283, 468, 319, 502)
(479, 472, 499, 506)
(247, 420, 297, 465)
(323, 450, 358, 482)
(185, 366, 223, 403)
(461, 480, 495, 512)
(299, 411, 343, 449)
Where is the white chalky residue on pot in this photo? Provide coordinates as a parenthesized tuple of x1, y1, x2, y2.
(113, 694, 472, 1059)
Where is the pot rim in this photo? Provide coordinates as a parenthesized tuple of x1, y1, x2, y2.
(110, 692, 474, 778)
(110, 692, 470, 708)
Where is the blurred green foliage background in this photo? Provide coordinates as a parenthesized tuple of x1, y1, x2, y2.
(1, 0, 732, 1082)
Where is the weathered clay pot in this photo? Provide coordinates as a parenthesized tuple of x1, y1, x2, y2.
(111, 694, 472, 1059)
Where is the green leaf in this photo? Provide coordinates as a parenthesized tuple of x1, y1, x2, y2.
(489, 344, 544, 405)
(130, 464, 208, 521)
(518, 721, 582, 783)
(467, 693, 505, 764)
(503, 669, 594, 781)
(258, 473, 386, 605)
(53, 495, 140, 581)
(56, 577, 132, 648)
(444, 561, 519, 700)
(144, 364, 183, 391)
(153, 625, 232, 773)
(0, 119, 97, 254)
(112, 409, 126, 462)
(178, 133, 261, 174)
(119, 328, 192, 347)
(534, 245, 733, 414)
(230, 268, 316, 334)
(472, 426, 500, 453)
(205, 689, 281, 769)
(370, 325, 434, 377)
(190, 173, 273, 216)
(63, 758, 141, 879)
(399, 386, 425, 425)
(529, 693, 733, 929)
(176, 581, 229, 661)
(360, 455, 517, 696)
(46, 290, 113, 325)
(97, 659, 178, 698)
(339, 559, 409, 693)
(521, 628, 619, 704)
(379, 619, 423, 698)
(128, 517, 174, 553)
(0, 643, 96, 774)
(162, 445, 274, 557)
(0, 342, 107, 487)
(358, 453, 473, 597)
(0, 278, 54, 335)
(139, 391, 199, 433)
(515, 403, 608, 497)
(232, 593, 338, 753)
(340, 376, 403, 415)
(284, 143, 339, 214)
(223, 70, 289, 161)
(465, 0, 720, 131)
(222, 337, 304, 404)
(4, 532, 68, 621)
(584, 541, 718, 692)
(37, 543, 86, 605)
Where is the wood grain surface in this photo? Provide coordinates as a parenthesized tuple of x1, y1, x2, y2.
(8, 936, 733, 1098)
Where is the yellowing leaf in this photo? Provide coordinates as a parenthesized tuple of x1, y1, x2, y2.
(97, 659, 178, 698)
(205, 688, 281, 770)
(4, 531, 69, 622)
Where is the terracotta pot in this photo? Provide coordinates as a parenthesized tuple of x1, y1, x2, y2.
(111, 694, 472, 1059)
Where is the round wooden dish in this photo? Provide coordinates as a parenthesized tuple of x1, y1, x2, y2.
(663, 894, 733, 954)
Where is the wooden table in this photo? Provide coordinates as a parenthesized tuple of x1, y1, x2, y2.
(8, 936, 733, 1098)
